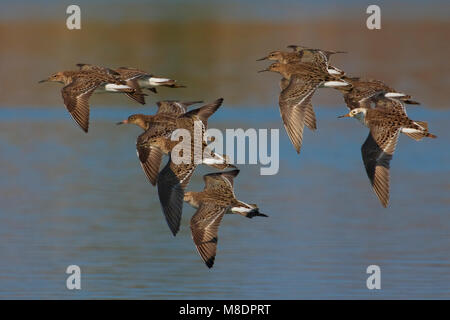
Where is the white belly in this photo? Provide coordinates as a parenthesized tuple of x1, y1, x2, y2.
(322, 80, 349, 88)
(231, 206, 252, 214)
(138, 77, 172, 87)
(327, 68, 341, 75)
(401, 128, 422, 133)
(103, 83, 132, 92)
(385, 92, 406, 98)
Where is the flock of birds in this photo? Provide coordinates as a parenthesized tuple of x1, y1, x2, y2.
(257, 45, 436, 208)
(39, 44, 436, 268)
(39, 64, 263, 268)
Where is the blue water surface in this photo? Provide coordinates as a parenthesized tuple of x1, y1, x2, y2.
(0, 105, 448, 299)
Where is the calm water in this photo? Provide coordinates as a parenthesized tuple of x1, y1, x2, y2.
(0, 104, 449, 299)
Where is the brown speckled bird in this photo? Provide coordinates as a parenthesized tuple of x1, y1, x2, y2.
(184, 169, 267, 268)
(257, 45, 346, 76)
(338, 92, 436, 207)
(154, 98, 237, 236)
(127, 99, 232, 188)
(132, 99, 234, 235)
(259, 61, 350, 154)
(39, 69, 137, 133)
(77, 64, 186, 104)
(334, 77, 420, 110)
(287, 45, 346, 75)
(116, 100, 204, 130)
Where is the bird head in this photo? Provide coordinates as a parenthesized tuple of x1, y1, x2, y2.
(39, 72, 66, 84)
(338, 107, 367, 120)
(256, 51, 284, 62)
(116, 114, 148, 130)
(258, 62, 284, 74)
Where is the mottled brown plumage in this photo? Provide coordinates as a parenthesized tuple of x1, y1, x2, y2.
(76, 64, 148, 104)
(259, 62, 349, 154)
(339, 92, 436, 207)
(114, 66, 186, 94)
(184, 170, 267, 268)
(287, 44, 346, 60)
(115, 100, 205, 186)
(135, 113, 180, 185)
(39, 70, 135, 132)
(258, 45, 346, 75)
(134, 98, 234, 236)
(116, 100, 204, 130)
(77, 64, 186, 103)
(335, 77, 420, 111)
(155, 100, 204, 116)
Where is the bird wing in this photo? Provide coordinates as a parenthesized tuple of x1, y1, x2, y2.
(190, 202, 228, 268)
(156, 101, 188, 115)
(136, 144, 163, 186)
(203, 169, 240, 193)
(115, 67, 151, 79)
(374, 94, 408, 116)
(279, 75, 321, 153)
(135, 124, 174, 185)
(361, 124, 400, 208)
(124, 80, 146, 105)
(182, 98, 224, 128)
(157, 158, 197, 236)
(61, 77, 102, 133)
(76, 63, 120, 76)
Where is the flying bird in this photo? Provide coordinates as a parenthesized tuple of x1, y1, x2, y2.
(334, 77, 420, 110)
(77, 64, 186, 104)
(153, 98, 236, 236)
(257, 45, 346, 76)
(39, 69, 139, 132)
(116, 100, 204, 130)
(287, 44, 347, 75)
(259, 61, 350, 154)
(184, 169, 267, 268)
(119, 100, 230, 187)
(338, 92, 436, 207)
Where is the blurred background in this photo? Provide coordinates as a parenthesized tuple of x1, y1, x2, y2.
(2, 0, 450, 108)
(0, 0, 449, 299)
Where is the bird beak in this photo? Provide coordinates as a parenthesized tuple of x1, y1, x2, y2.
(38, 79, 48, 83)
(337, 113, 351, 118)
(258, 68, 269, 73)
(256, 56, 268, 61)
(116, 120, 128, 125)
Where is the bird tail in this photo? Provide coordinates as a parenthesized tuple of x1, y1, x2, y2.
(246, 208, 268, 219)
(232, 202, 268, 219)
(402, 98, 421, 105)
(148, 77, 186, 88)
(403, 121, 437, 140)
